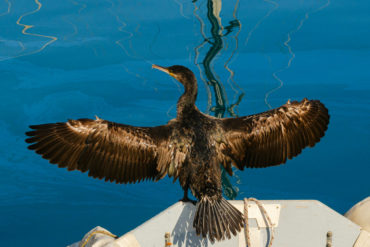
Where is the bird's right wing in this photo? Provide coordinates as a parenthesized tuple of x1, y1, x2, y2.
(218, 99, 329, 170)
(26, 117, 174, 183)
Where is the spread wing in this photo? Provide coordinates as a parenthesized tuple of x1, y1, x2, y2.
(218, 99, 329, 170)
(25, 117, 173, 183)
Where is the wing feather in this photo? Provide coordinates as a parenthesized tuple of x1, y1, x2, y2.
(26, 118, 173, 184)
(219, 99, 329, 169)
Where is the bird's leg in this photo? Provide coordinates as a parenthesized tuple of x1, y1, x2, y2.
(179, 184, 197, 205)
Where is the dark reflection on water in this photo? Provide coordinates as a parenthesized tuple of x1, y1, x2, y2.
(193, 0, 244, 199)
(194, 0, 244, 118)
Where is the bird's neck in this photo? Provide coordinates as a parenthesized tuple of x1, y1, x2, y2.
(177, 80, 198, 118)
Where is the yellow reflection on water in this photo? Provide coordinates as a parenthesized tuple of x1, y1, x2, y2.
(4, 0, 58, 61)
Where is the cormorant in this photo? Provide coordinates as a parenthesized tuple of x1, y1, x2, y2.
(25, 65, 330, 242)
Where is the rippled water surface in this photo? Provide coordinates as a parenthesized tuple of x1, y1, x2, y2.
(1, 0, 369, 246)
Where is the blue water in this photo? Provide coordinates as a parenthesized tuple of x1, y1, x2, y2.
(0, 0, 369, 246)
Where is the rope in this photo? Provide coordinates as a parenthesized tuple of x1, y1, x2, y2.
(80, 230, 117, 247)
(244, 198, 251, 247)
(244, 198, 275, 247)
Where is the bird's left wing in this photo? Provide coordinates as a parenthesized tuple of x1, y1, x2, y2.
(218, 99, 329, 170)
(26, 118, 173, 183)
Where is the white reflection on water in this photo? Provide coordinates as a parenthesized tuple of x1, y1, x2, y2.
(223, 0, 244, 101)
(0, 0, 11, 17)
(264, 0, 331, 108)
(174, 0, 190, 19)
(193, 1, 213, 112)
(244, 0, 278, 47)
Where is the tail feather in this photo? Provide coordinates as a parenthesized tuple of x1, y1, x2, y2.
(218, 199, 237, 235)
(193, 197, 244, 242)
(213, 201, 225, 240)
(219, 198, 242, 235)
(216, 200, 232, 239)
(209, 202, 221, 241)
(216, 200, 231, 239)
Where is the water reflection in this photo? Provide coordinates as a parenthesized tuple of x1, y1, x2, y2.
(0, 0, 57, 62)
(14, 0, 57, 60)
(223, 0, 244, 106)
(193, 0, 243, 199)
(0, 1, 368, 246)
(0, 0, 332, 202)
(194, 0, 244, 119)
(264, 0, 331, 108)
(0, 0, 10, 17)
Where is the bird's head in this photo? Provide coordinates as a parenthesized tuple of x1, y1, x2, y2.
(152, 64, 196, 89)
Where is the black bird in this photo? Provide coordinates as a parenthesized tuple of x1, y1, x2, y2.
(25, 65, 330, 242)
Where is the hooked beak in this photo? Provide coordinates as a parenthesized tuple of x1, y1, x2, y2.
(152, 64, 170, 75)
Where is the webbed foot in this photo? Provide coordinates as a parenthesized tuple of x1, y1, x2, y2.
(179, 196, 197, 205)
(180, 184, 197, 205)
